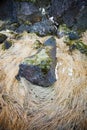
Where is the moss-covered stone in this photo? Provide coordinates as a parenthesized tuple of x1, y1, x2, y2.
(6, 22, 19, 31)
(75, 41, 87, 55)
(64, 35, 87, 55)
(0, 33, 7, 44)
(33, 40, 43, 49)
(2, 40, 13, 50)
(63, 35, 75, 45)
(16, 37, 56, 87)
(0, 20, 5, 31)
(57, 24, 71, 38)
(59, 24, 70, 32)
(24, 48, 52, 73)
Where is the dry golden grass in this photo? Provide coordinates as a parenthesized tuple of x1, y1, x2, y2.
(0, 32, 87, 130)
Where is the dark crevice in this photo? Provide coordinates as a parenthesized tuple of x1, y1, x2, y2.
(0, 0, 17, 21)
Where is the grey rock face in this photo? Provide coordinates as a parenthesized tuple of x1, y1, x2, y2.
(50, 0, 87, 28)
(16, 2, 42, 24)
(0, 0, 86, 33)
(17, 2, 38, 16)
(73, 7, 87, 32)
(16, 37, 57, 87)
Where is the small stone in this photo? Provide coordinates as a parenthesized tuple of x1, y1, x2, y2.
(33, 40, 43, 49)
(6, 22, 20, 31)
(0, 20, 5, 31)
(0, 33, 7, 44)
(2, 40, 12, 50)
(68, 31, 79, 40)
(57, 24, 70, 38)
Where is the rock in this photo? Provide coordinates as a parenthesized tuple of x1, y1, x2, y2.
(28, 20, 57, 36)
(0, 20, 5, 31)
(75, 41, 87, 55)
(73, 7, 87, 33)
(50, 0, 87, 28)
(16, 19, 57, 35)
(68, 31, 79, 40)
(57, 24, 70, 38)
(2, 40, 12, 50)
(33, 40, 43, 49)
(17, 1, 38, 16)
(70, 41, 87, 55)
(5, 22, 20, 31)
(57, 24, 80, 39)
(16, 1, 42, 24)
(16, 24, 30, 33)
(16, 37, 57, 87)
(0, 33, 7, 44)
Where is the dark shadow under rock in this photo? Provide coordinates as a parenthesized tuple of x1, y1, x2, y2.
(16, 37, 57, 87)
(0, 0, 17, 21)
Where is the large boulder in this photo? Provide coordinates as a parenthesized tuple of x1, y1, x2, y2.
(73, 7, 87, 32)
(50, 0, 87, 29)
(16, 1, 42, 24)
(16, 37, 57, 87)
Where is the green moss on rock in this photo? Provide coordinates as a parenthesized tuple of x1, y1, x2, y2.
(0, 33, 7, 44)
(59, 24, 70, 33)
(64, 36, 87, 55)
(24, 48, 52, 73)
(75, 41, 87, 55)
(33, 40, 43, 49)
(2, 40, 13, 50)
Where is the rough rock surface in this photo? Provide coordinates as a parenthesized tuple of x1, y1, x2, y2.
(50, 0, 87, 28)
(28, 20, 57, 36)
(2, 40, 12, 50)
(0, 0, 86, 32)
(17, 37, 56, 87)
(0, 33, 7, 44)
(16, 1, 42, 24)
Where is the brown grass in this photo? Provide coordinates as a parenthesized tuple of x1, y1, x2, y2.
(0, 32, 87, 130)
